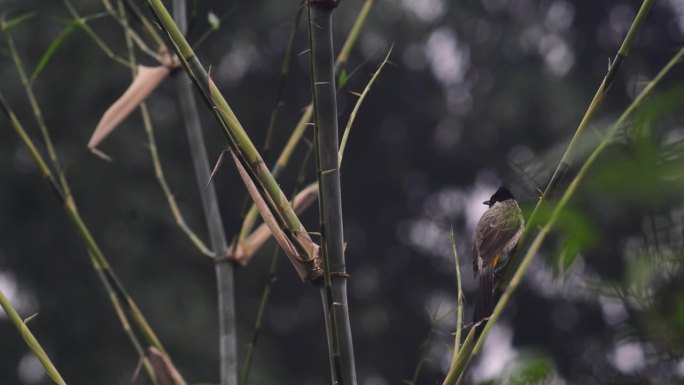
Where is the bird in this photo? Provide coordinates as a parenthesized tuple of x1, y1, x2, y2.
(472, 186, 524, 323)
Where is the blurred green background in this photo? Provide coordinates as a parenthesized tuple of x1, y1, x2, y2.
(1, 0, 684, 384)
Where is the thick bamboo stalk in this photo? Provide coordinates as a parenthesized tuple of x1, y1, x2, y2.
(307, 1, 357, 384)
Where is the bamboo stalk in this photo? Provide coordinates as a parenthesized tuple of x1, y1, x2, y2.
(307, 1, 356, 384)
(170, 1, 238, 384)
(0, 289, 67, 385)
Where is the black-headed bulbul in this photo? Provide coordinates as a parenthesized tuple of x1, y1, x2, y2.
(473, 186, 524, 323)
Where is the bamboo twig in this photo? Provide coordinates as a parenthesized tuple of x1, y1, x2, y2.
(0, 289, 68, 385)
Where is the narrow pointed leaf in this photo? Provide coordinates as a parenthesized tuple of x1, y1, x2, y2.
(30, 21, 78, 83)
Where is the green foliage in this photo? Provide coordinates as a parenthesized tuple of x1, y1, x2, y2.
(524, 203, 598, 274)
(588, 86, 684, 206)
(30, 20, 79, 83)
(505, 357, 554, 385)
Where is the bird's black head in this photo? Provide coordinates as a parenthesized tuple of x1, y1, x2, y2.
(483, 186, 515, 207)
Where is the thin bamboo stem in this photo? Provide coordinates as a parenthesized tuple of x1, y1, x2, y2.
(497, 0, 653, 291)
(0, 289, 68, 385)
(0, 96, 160, 382)
(63, 0, 132, 67)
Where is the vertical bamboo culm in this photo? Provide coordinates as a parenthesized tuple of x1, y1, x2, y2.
(307, 1, 358, 384)
(171, 2, 238, 385)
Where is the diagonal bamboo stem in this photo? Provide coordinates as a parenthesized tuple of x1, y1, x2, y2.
(497, 0, 653, 292)
(445, 2, 656, 383)
(145, 0, 322, 281)
(0, 289, 68, 385)
(0, 96, 159, 382)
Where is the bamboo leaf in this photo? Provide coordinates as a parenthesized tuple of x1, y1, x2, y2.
(30, 21, 79, 83)
(337, 68, 348, 88)
(1, 11, 37, 31)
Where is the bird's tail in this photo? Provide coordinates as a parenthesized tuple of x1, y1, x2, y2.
(474, 267, 494, 324)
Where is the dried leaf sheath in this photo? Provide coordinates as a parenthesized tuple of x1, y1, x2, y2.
(88, 63, 175, 159)
(229, 150, 323, 281)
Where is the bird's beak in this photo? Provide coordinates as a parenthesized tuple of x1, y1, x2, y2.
(483, 200, 490, 206)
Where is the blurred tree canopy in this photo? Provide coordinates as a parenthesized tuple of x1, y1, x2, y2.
(1, 0, 684, 384)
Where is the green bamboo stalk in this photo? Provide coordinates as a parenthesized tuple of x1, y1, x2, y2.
(0, 289, 67, 385)
(307, 1, 356, 384)
(145, 0, 322, 281)
(446, 44, 684, 385)
(497, 0, 653, 291)
(238, 7, 307, 245)
(170, 1, 238, 384)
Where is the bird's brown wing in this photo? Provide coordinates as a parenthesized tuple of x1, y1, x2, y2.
(474, 209, 521, 269)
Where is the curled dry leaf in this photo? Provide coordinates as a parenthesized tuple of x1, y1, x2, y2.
(88, 51, 180, 160)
